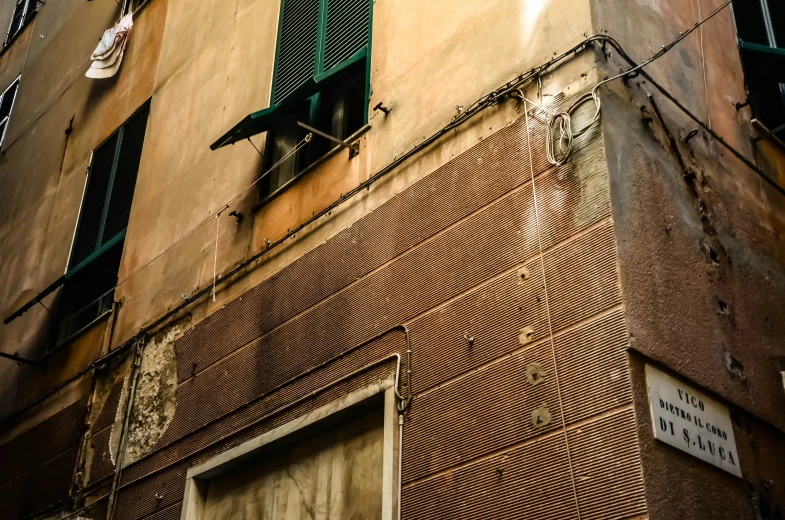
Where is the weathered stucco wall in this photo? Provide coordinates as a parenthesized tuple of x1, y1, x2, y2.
(592, 0, 785, 518)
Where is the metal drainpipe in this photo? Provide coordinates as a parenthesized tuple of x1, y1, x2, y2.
(398, 413, 404, 520)
(106, 339, 145, 520)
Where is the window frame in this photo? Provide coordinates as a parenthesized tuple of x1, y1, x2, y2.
(5, 0, 36, 47)
(259, 0, 373, 200)
(181, 379, 400, 520)
(730, 0, 785, 138)
(0, 75, 20, 150)
(68, 101, 150, 269)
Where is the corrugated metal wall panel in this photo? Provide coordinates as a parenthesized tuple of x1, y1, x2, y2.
(0, 446, 79, 519)
(410, 260, 549, 394)
(568, 409, 647, 520)
(89, 426, 115, 485)
(403, 340, 562, 483)
(113, 464, 187, 520)
(555, 309, 632, 424)
(92, 379, 125, 433)
(402, 433, 579, 519)
(0, 396, 87, 487)
(542, 222, 621, 332)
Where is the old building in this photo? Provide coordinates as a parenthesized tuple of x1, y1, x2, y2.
(0, 0, 783, 518)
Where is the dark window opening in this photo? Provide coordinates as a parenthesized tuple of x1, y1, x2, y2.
(259, 0, 371, 201)
(731, 0, 785, 139)
(0, 76, 20, 149)
(261, 59, 367, 198)
(56, 102, 150, 347)
(5, 0, 37, 46)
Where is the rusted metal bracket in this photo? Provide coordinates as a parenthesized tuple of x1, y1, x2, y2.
(296, 121, 359, 158)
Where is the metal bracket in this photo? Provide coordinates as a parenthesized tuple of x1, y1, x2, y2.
(751, 119, 785, 144)
(296, 122, 359, 158)
(0, 351, 42, 367)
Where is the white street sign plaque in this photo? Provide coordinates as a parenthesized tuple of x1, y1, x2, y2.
(645, 364, 742, 477)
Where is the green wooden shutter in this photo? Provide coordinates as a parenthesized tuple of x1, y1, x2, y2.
(70, 133, 118, 266)
(272, 0, 320, 104)
(101, 103, 149, 243)
(323, 0, 371, 71)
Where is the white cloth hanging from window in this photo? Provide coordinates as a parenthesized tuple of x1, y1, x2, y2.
(86, 13, 133, 79)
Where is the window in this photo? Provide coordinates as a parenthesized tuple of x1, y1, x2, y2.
(181, 384, 399, 520)
(261, 0, 372, 198)
(5, 0, 37, 45)
(56, 102, 149, 346)
(0, 76, 20, 149)
(731, 0, 785, 139)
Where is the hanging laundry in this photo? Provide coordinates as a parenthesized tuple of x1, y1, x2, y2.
(86, 13, 133, 79)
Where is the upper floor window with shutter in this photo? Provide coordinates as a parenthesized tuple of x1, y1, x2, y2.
(261, 0, 372, 199)
(5, 0, 37, 46)
(56, 102, 149, 347)
(731, 0, 785, 140)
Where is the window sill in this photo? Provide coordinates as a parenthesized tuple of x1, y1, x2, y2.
(45, 308, 113, 359)
(253, 123, 371, 211)
(751, 119, 785, 151)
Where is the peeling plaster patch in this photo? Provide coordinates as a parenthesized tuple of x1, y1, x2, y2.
(122, 316, 190, 465)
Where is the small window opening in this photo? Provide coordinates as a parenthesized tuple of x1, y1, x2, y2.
(731, 0, 785, 140)
(261, 59, 366, 199)
(0, 76, 20, 149)
(56, 102, 150, 347)
(5, 0, 37, 46)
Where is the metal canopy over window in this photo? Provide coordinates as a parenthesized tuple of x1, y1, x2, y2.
(211, 0, 371, 150)
(210, 47, 368, 150)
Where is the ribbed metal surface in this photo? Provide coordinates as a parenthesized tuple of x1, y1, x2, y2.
(113, 464, 187, 520)
(410, 261, 548, 394)
(404, 309, 629, 483)
(272, 0, 319, 104)
(402, 433, 578, 519)
(175, 117, 532, 383)
(556, 309, 632, 424)
(0, 446, 78, 520)
(542, 222, 620, 332)
(143, 502, 183, 520)
(403, 339, 562, 483)
(0, 396, 87, 486)
(568, 409, 647, 520)
(92, 379, 124, 433)
(89, 426, 115, 485)
(323, 0, 371, 70)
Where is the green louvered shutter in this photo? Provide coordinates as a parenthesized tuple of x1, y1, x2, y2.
(323, 0, 371, 71)
(272, 0, 320, 104)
